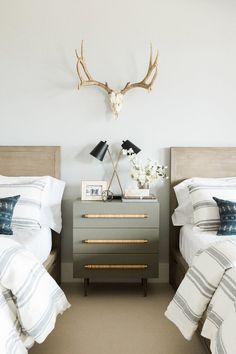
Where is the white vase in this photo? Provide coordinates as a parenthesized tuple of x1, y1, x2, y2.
(137, 182, 150, 197)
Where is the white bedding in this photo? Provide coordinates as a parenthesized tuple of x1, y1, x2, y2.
(0, 237, 70, 354)
(179, 224, 236, 266)
(166, 240, 236, 353)
(0, 227, 52, 264)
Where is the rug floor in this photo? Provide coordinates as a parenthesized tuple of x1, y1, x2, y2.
(30, 282, 206, 354)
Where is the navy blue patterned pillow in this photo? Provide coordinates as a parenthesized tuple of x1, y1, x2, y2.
(0, 195, 20, 235)
(213, 197, 236, 236)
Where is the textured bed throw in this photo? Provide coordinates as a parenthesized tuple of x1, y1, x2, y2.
(165, 240, 236, 354)
(0, 237, 70, 354)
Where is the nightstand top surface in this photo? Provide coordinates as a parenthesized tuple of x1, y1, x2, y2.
(75, 198, 159, 204)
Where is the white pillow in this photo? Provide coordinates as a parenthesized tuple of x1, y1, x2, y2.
(171, 204, 193, 226)
(40, 176, 65, 233)
(188, 183, 236, 230)
(0, 176, 65, 233)
(172, 177, 236, 226)
(0, 179, 46, 230)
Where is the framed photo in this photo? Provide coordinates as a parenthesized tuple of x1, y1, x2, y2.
(81, 181, 108, 201)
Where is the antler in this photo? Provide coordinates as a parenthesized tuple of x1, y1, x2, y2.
(120, 44, 158, 95)
(75, 41, 112, 94)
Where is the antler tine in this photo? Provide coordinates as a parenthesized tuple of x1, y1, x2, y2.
(149, 43, 158, 66)
(120, 44, 158, 95)
(75, 41, 112, 94)
(148, 64, 157, 90)
(149, 43, 153, 68)
(144, 46, 158, 87)
(75, 40, 84, 60)
(149, 43, 158, 70)
(75, 49, 83, 89)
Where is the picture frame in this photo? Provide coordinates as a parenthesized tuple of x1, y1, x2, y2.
(81, 181, 108, 201)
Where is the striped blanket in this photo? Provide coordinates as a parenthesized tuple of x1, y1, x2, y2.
(0, 237, 70, 354)
(165, 240, 236, 354)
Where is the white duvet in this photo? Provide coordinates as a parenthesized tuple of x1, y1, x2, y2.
(179, 224, 236, 266)
(0, 237, 70, 354)
(5, 226, 52, 264)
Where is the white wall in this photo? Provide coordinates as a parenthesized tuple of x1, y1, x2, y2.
(1, 0, 236, 281)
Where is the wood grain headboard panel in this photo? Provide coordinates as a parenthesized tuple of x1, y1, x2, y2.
(170, 146, 236, 251)
(0, 146, 60, 178)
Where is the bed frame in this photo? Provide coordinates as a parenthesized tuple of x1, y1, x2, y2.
(170, 147, 236, 352)
(0, 146, 61, 284)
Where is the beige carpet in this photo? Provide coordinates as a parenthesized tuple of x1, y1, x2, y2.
(31, 283, 206, 354)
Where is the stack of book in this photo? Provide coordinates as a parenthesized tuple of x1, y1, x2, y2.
(122, 194, 157, 203)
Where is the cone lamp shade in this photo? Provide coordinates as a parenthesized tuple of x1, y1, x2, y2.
(90, 141, 109, 161)
(121, 140, 141, 154)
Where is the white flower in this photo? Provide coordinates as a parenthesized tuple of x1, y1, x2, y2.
(126, 153, 168, 186)
(128, 148, 134, 154)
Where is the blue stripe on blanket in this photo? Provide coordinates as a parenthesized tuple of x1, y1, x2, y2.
(26, 288, 65, 339)
(173, 292, 201, 324)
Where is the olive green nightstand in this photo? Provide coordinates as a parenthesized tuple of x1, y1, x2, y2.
(73, 199, 159, 296)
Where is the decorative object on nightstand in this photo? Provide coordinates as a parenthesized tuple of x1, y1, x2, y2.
(123, 151, 168, 196)
(122, 194, 158, 203)
(90, 139, 141, 200)
(81, 181, 107, 201)
(73, 199, 159, 296)
(75, 41, 158, 118)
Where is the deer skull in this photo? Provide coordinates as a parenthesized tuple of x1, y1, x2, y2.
(75, 41, 158, 117)
(109, 91, 124, 117)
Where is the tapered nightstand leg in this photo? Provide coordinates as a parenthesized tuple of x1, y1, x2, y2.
(142, 278, 148, 297)
(84, 278, 89, 296)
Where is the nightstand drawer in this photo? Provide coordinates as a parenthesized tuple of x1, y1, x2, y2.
(73, 228, 159, 253)
(73, 201, 159, 228)
(73, 254, 159, 278)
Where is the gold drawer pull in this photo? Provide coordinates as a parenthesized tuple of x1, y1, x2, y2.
(84, 264, 148, 269)
(82, 214, 148, 219)
(83, 239, 148, 244)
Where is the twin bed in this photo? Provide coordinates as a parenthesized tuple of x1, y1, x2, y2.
(168, 147, 236, 353)
(0, 146, 62, 283)
(0, 146, 69, 354)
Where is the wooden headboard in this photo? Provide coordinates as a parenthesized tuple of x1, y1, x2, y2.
(170, 147, 236, 287)
(0, 146, 60, 178)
